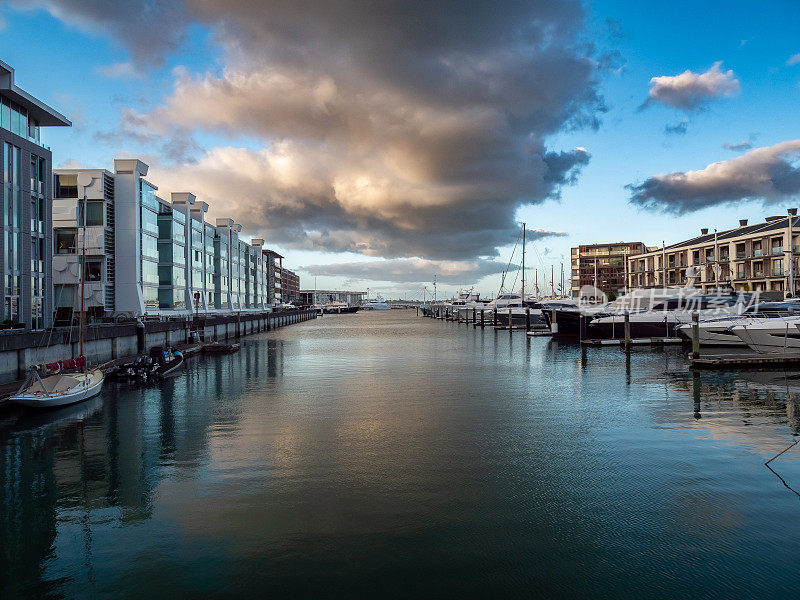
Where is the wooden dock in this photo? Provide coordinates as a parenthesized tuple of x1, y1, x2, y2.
(581, 337, 685, 347)
(690, 352, 800, 370)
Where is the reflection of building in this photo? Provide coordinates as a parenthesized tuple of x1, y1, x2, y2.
(570, 242, 645, 298)
(299, 290, 367, 306)
(1, 60, 71, 329)
(53, 158, 275, 317)
(628, 215, 800, 295)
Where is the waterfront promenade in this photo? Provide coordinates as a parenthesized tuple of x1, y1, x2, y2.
(2, 310, 800, 597)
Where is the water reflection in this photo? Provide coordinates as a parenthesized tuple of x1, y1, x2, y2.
(2, 312, 800, 598)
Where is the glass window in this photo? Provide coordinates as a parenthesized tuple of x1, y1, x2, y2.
(0, 98, 9, 131)
(56, 229, 77, 254)
(55, 174, 78, 198)
(143, 286, 159, 309)
(142, 260, 159, 285)
(142, 233, 159, 261)
(86, 201, 104, 226)
(140, 180, 159, 211)
(84, 260, 102, 281)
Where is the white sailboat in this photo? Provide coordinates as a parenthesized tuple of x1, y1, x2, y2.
(10, 173, 104, 408)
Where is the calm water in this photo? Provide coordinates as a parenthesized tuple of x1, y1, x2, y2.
(2, 310, 800, 598)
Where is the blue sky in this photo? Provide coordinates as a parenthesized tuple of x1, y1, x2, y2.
(2, 0, 799, 300)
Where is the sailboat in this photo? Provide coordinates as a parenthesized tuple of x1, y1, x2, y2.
(10, 173, 104, 408)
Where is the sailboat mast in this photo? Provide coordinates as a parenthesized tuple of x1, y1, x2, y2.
(535, 268, 538, 298)
(561, 263, 564, 297)
(78, 189, 86, 366)
(551, 264, 554, 297)
(521, 223, 526, 299)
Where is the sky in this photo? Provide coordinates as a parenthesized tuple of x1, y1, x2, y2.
(1, 0, 799, 300)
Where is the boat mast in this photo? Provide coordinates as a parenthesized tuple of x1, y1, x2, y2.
(521, 223, 526, 299)
(79, 186, 86, 366)
(561, 263, 564, 297)
(551, 264, 554, 297)
(535, 268, 538, 298)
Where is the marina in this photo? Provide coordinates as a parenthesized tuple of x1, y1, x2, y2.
(3, 310, 800, 597)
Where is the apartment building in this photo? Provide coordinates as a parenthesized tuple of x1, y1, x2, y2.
(299, 290, 366, 306)
(280, 267, 300, 303)
(54, 157, 276, 319)
(570, 242, 645, 298)
(52, 168, 115, 321)
(1, 60, 71, 329)
(627, 213, 800, 295)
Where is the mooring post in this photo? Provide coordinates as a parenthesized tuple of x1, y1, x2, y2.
(623, 312, 631, 351)
(493, 308, 498, 328)
(480, 309, 485, 328)
(579, 314, 586, 341)
(525, 307, 531, 332)
(473, 307, 477, 323)
(691, 310, 700, 358)
(508, 307, 513, 333)
(416, 305, 419, 317)
(550, 309, 558, 334)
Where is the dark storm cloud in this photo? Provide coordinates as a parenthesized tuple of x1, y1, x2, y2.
(302, 258, 513, 285)
(14, 0, 188, 67)
(627, 140, 800, 214)
(33, 0, 605, 260)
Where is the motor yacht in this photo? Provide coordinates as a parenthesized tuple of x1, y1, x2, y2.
(730, 316, 800, 353)
(587, 293, 748, 340)
(676, 300, 800, 346)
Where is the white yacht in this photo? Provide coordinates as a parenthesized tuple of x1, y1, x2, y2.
(362, 297, 391, 310)
(676, 301, 800, 346)
(730, 316, 800, 353)
(588, 293, 747, 339)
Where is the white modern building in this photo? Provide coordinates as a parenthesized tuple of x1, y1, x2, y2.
(53, 157, 276, 319)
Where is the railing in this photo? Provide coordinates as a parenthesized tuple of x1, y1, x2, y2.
(754, 249, 763, 257)
(772, 247, 784, 255)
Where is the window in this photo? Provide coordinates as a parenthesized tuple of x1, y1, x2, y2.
(55, 174, 78, 198)
(86, 201, 104, 226)
(84, 260, 102, 281)
(56, 229, 77, 254)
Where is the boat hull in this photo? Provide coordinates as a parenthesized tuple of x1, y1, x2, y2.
(10, 370, 104, 408)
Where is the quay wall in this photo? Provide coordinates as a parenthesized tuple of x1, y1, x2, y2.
(0, 309, 316, 384)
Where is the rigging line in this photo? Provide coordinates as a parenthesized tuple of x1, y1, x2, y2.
(498, 228, 523, 296)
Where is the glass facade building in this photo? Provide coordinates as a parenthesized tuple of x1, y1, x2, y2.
(1, 60, 71, 329)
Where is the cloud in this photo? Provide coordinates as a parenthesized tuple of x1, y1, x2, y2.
(91, 0, 603, 261)
(10, 0, 188, 67)
(302, 257, 515, 285)
(641, 62, 740, 111)
(664, 120, 688, 136)
(723, 140, 753, 151)
(95, 62, 140, 79)
(627, 140, 800, 214)
(788, 53, 800, 66)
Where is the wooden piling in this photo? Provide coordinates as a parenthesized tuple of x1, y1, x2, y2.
(691, 310, 700, 358)
(623, 312, 631, 352)
(480, 309, 485, 328)
(525, 308, 531, 332)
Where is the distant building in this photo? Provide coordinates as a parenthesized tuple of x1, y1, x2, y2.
(53, 157, 275, 318)
(570, 242, 645, 298)
(281, 268, 300, 303)
(299, 290, 366, 306)
(1, 60, 71, 329)
(262, 249, 283, 305)
(628, 214, 800, 295)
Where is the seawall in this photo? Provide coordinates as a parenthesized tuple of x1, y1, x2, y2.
(0, 309, 316, 384)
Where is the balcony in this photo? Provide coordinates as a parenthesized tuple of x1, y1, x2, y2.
(773, 269, 785, 277)
(753, 249, 763, 257)
(772, 247, 784, 256)
(736, 252, 747, 259)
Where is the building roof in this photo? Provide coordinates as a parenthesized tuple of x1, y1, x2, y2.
(659, 216, 800, 252)
(0, 60, 71, 127)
